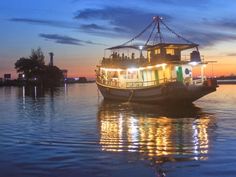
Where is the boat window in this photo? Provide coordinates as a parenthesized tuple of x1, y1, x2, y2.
(155, 49, 160, 54)
(166, 48, 175, 55)
(128, 71, 138, 79)
(147, 51, 151, 62)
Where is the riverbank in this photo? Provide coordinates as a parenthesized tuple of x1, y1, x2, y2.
(217, 79, 236, 84)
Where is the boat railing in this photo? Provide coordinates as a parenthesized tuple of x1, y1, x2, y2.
(97, 77, 178, 89)
(100, 57, 148, 67)
(192, 78, 205, 85)
(126, 80, 159, 88)
(97, 76, 207, 88)
(126, 78, 179, 88)
(181, 55, 205, 62)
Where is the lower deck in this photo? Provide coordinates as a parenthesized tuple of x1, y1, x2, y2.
(97, 79, 217, 103)
(96, 63, 206, 89)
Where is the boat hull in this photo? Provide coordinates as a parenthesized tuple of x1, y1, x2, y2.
(96, 81, 217, 104)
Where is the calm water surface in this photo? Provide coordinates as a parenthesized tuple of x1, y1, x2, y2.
(0, 84, 236, 177)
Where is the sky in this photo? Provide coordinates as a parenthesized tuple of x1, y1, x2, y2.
(1, 0, 236, 78)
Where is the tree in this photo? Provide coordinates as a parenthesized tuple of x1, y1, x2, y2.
(15, 48, 63, 86)
(42, 66, 63, 86)
(15, 57, 35, 80)
(29, 48, 45, 65)
(15, 48, 45, 80)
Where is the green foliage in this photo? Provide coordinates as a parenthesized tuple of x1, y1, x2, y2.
(15, 48, 63, 87)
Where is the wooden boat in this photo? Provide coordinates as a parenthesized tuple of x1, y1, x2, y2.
(96, 16, 218, 103)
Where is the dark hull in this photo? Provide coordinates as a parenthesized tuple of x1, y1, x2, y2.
(97, 81, 217, 104)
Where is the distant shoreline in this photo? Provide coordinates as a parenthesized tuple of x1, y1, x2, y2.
(1, 79, 236, 87)
(217, 80, 236, 85)
(0, 80, 95, 87)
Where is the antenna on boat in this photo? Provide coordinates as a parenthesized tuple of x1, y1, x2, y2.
(119, 16, 198, 49)
(120, 20, 155, 46)
(154, 16, 163, 43)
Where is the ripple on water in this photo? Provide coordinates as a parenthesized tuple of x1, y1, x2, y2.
(0, 84, 236, 177)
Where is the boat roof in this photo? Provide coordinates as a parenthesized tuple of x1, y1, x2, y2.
(105, 45, 150, 50)
(106, 43, 198, 51)
(147, 43, 199, 50)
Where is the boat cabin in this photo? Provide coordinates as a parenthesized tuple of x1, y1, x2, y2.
(147, 43, 201, 64)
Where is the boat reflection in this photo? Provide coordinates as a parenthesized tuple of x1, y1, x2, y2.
(97, 101, 216, 163)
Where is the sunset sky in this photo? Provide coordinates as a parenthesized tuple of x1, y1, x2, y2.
(1, 0, 236, 78)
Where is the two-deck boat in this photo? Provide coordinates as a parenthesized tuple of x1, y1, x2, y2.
(96, 16, 218, 103)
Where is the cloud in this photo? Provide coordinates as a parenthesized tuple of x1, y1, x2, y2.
(210, 18, 236, 30)
(74, 7, 172, 35)
(9, 18, 79, 29)
(153, 0, 211, 7)
(75, 6, 236, 47)
(39, 34, 83, 45)
(80, 23, 108, 31)
(181, 29, 236, 47)
(39, 33, 105, 46)
(10, 8, 236, 48)
(227, 53, 236, 57)
(71, 0, 211, 7)
(9, 17, 125, 37)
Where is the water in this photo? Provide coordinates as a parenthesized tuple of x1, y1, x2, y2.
(0, 84, 236, 177)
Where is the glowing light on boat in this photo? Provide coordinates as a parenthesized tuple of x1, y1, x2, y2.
(100, 63, 167, 72)
(189, 61, 199, 66)
(100, 68, 123, 72)
(139, 45, 143, 50)
(127, 67, 139, 72)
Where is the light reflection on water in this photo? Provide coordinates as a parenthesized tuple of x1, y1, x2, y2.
(98, 101, 215, 164)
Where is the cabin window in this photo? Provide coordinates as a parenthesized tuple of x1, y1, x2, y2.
(101, 70, 106, 78)
(155, 48, 160, 54)
(112, 71, 118, 78)
(120, 71, 126, 79)
(127, 71, 138, 79)
(147, 51, 151, 62)
(166, 48, 175, 55)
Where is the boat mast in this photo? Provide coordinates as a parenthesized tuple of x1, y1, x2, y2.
(155, 16, 163, 43)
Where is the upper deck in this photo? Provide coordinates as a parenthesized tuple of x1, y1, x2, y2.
(100, 16, 203, 68)
(100, 43, 201, 68)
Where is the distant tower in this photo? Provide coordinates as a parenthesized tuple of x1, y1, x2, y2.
(49, 52, 54, 66)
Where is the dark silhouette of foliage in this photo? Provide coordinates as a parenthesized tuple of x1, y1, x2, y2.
(15, 48, 63, 87)
(29, 48, 45, 65)
(42, 66, 63, 86)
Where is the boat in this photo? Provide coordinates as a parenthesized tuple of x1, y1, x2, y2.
(95, 16, 218, 103)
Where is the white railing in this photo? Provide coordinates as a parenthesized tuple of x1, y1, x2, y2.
(97, 77, 178, 89)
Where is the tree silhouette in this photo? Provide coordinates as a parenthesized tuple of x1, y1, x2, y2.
(42, 66, 63, 86)
(29, 48, 45, 65)
(15, 48, 63, 86)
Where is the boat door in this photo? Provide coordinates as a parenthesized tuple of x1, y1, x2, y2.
(142, 71, 148, 86)
(154, 70, 159, 84)
(176, 66, 183, 82)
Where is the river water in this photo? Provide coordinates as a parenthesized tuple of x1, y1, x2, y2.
(0, 84, 236, 177)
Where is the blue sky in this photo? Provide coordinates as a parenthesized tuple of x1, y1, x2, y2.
(1, 0, 236, 77)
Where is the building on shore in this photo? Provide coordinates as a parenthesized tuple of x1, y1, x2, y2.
(4, 74, 11, 81)
(61, 69, 68, 80)
(49, 52, 54, 66)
